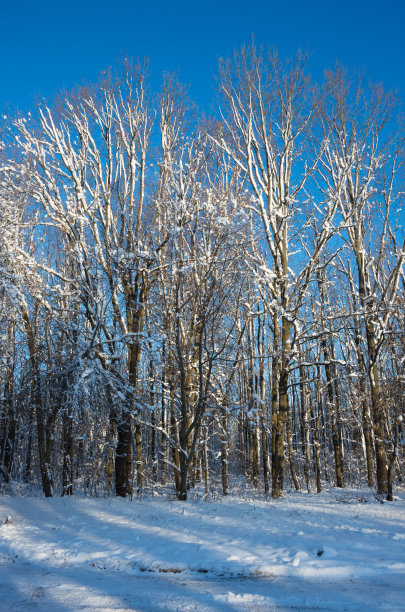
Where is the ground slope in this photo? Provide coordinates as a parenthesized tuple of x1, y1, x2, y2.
(0, 488, 404, 610)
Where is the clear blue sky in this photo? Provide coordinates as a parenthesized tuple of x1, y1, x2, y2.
(1, 0, 404, 113)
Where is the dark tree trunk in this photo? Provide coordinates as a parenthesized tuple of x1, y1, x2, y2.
(62, 409, 74, 496)
(115, 413, 133, 498)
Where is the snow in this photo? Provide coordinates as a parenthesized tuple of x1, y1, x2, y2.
(0, 487, 404, 611)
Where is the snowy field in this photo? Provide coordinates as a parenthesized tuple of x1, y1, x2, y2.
(0, 488, 404, 611)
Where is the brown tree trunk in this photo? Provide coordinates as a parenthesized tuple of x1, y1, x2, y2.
(106, 411, 116, 493)
(220, 407, 229, 496)
(170, 378, 181, 494)
(287, 409, 300, 491)
(115, 413, 133, 498)
(22, 305, 54, 498)
(272, 313, 291, 499)
(364, 313, 388, 495)
(118, 279, 147, 497)
(350, 292, 375, 488)
(313, 370, 323, 493)
(271, 319, 279, 495)
(62, 409, 74, 496)
(273, 365, 288, 498)
(259, 362, 269, 495)
(299, 362, 311, 493)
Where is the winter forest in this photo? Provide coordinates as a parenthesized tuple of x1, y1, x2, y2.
(1, 46, 404, 504)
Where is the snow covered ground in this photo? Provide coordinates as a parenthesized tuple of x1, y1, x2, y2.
(0, 487, 404, 611)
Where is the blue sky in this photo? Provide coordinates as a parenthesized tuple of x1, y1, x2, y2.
(1, 0, 404, 113)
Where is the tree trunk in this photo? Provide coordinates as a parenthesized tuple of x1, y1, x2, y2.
(365, 320, 388, 495)
(273, 365, 288, 498)
(22, 306, 54, 498)
(318, 274, 344, 488)
(62, 409, 74, 496)
(220, 407, 229, 496)
(115, 413, 133, 498)
(287, 411, 300, 491)
(300, 362, 311, 493)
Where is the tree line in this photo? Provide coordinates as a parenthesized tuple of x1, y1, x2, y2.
(0, 48, 404, 501)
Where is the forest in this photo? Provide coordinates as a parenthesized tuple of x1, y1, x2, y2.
(0, 46, 404, 503)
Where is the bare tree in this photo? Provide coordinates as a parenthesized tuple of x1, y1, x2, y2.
(155, 133, 250, 499)
(14, 61, 156, 497)
(212, 46, 338, 497)
(321, 67, 405, 497)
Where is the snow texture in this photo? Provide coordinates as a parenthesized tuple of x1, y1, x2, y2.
(0, 488, 404, 611)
